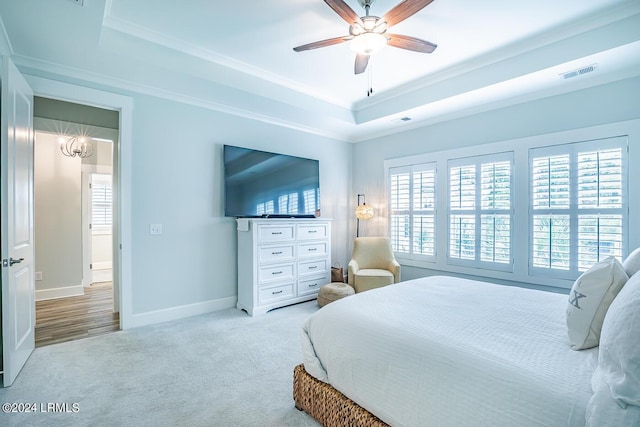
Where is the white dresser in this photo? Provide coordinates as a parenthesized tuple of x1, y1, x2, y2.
(236, 218, 332, 315)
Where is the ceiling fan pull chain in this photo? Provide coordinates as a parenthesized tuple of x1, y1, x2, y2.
(367, 61, 374, 97)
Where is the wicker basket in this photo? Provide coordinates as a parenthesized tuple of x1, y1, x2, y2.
(293, 364, 388, 426)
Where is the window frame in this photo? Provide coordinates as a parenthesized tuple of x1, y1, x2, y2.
(383, 121, 634, 290)
(447, 152, 514, 272)
(91, 173, 113, 234)
(389, 163, 437, 262)
(529, 137, 628, 280)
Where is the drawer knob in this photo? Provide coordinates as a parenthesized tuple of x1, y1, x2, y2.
(272, 251, 283, 255)
(272, 271, 283, 275)
(272, 231, 282, 235)
(272, 290, 283, 295)
(308, 248, 317, 251)
(308, 266, 317, 270)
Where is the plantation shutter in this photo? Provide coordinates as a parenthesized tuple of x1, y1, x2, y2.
(448, 153, 513, 270)
(530, 138, 627, 278)
(389, 164, 436, 259)
(91, 174, 112, 230)
(390, 167, 411, 253)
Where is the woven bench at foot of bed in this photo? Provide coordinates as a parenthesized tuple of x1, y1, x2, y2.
(293, 364, 388, 427)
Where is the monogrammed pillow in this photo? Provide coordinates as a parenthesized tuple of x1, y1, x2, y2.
(566, 256, 628, 350)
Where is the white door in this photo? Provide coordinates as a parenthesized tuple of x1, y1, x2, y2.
(1, 57, 35, 387)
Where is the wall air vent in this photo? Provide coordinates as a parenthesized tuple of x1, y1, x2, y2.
(560, 63, 598, 80)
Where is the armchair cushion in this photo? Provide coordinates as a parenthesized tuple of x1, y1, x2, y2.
(354, 269, 394, 293)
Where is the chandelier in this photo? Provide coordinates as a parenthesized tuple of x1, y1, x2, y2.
(60, 136, 94, 158)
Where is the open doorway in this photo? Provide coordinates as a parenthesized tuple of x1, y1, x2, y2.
(32, 97, 120, 347)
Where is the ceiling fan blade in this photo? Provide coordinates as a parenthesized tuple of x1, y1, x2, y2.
(383, 0, 434, 27)
(387, 33, 437, 53)
(293, 36, 351, 52)
(354, 54, 369, 74)
(324, 0, 364, 26)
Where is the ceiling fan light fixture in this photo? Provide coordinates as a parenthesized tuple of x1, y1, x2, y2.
(350, 32, 387, 55)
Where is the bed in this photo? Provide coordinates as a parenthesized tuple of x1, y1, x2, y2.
(294, 274, 640, 427)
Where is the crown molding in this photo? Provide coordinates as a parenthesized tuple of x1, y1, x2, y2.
(0, 14, 13, 56)
(101, 9, 353, 111)
(13, 55, 353, 143)
(354, 1, 640, 113)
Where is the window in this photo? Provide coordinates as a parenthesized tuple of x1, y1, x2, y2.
(385, 126, 631, 289)
(448, 153, 513, 270)
(389, 164, 436, 260)
(91, 173, 112, 231)
(530, 137, 627, 278)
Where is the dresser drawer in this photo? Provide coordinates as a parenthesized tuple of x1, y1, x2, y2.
(298, 241, 328, 259)
(258, 225, 295, 242)
(298, 259, 328, 277)
(297, 224, 328, 240)
(258, 263, 295, 283)
(298, 277, 324, 296)
(259, 283, 295, 304)
(258, 244, 295, 264)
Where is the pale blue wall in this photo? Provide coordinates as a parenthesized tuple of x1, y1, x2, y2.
(353, 76, 640, 288)
(129, 94, 352, 314)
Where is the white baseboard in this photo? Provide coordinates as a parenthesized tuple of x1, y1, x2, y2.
(36, 285, 84, 301)
(129, 296, 238, 328)
(91, 268, 112, 284)
(92, 261, 112, 270)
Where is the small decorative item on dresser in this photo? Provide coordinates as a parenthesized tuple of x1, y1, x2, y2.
(318, 282, 355, 307)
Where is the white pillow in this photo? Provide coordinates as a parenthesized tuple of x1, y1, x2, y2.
(586, 366, 640, 425)
(566, 256, 628, 350)
(622, 247, 640, 277)
(597, 271, 640, 408)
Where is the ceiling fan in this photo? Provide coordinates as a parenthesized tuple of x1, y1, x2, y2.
(293, 0, 437, 74)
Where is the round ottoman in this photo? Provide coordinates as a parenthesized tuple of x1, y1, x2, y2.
(317, 282, 355, 307)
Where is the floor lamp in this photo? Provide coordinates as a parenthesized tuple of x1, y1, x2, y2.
(355, 194, 374, 237)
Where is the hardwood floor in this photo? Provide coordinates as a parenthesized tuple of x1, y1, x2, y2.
(35, 282, 120, 348)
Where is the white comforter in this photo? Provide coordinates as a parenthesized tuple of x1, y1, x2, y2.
(302, 276, 598, 427)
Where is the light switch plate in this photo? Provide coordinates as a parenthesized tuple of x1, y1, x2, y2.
(149, 224, 162, 235)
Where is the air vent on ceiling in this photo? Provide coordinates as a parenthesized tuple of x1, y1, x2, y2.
(560, 63, 598, 80)
(67, 0, 84, 6)
(391, 116, 412, 123)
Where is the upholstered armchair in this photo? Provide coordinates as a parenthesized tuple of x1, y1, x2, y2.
(348, 237, 401, 293)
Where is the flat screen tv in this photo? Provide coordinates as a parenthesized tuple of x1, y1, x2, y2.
(223, 145, 320, 218)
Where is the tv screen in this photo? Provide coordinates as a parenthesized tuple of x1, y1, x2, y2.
(223, 145, 320, 218)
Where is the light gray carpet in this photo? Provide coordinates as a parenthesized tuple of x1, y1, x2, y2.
(0, 301, 321, 426)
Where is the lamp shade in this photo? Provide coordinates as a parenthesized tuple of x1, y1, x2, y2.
(355, 204, 374, 220)
(350, 32, 387, 55)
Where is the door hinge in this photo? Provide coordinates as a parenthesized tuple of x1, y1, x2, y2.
(90, 263, 93, 270)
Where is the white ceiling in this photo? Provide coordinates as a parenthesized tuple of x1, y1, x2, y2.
(1, 0, 639, 142)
